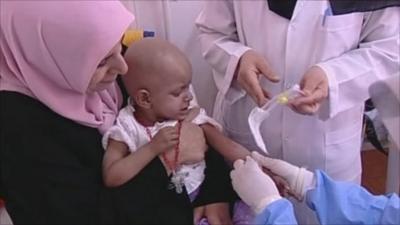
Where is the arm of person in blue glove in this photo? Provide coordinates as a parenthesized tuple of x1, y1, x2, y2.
(253, 198, 297, 225)
(307, 170, 399, 225)
(254, 199, 298, 225)
(252, 152, 400, 225)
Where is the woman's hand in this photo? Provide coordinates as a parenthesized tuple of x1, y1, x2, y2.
(193, 202, 232, 225)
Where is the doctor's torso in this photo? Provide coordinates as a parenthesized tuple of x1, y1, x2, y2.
(223, 0, 365, 182)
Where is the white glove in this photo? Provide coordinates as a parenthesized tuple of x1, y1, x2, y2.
(251, 151, 315, 200)
(230, 156, 282, 214)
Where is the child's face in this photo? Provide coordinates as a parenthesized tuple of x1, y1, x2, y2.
(150, 67, 193, 122)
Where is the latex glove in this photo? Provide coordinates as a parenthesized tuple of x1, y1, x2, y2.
(230, 156, 281, 214)
(237, 50, 280, 107)
(193, 203, 232, 225)
(289, 66, 328, 115)
(252, 151, 315, 200)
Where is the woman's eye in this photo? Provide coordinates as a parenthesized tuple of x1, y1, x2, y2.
(97, 59, 107, 68)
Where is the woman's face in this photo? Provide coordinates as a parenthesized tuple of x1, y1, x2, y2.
(87, 42, 128, 92)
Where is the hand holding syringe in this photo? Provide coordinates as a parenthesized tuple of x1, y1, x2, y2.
(248, 84, 303, 153)
(260, 84, 303, 113)
(248, 85, 304, 201)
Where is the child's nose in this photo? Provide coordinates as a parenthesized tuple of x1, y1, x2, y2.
(185, 91, 193, 102)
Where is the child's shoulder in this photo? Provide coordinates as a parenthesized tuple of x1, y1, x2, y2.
(118, 104, 134, 117)
(115, 105, 140, 129)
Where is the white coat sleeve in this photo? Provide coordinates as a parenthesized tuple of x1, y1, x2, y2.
(317, 7, 400, 119)
(195, 0, 250, 120)
(306, 170, 400, 225)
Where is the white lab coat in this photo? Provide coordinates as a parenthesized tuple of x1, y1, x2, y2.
(196, 0, 399, 223)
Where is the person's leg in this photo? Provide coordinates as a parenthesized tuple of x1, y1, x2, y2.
(232, 200, 255, 225)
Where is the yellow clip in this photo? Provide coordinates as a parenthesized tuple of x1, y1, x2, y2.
(277, 92, 289, 104)
(122, 29, 144, 47)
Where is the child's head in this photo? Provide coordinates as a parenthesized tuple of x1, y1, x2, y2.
(123, 38, 193, 122)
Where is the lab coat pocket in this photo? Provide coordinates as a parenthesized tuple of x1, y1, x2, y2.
(315, 13, 363, 61)
(320, 13, 363, 32)
(325, 123, 361, 145)
(324, 123, 362, 181)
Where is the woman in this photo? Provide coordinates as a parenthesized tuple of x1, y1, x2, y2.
(0, 1, 134, 224)
(0, 2, 235, 224)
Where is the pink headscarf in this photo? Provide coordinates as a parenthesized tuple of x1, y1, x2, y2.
(0, 1, 134, 134)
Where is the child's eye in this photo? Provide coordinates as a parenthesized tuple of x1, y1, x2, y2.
(171, 92, 180, 97)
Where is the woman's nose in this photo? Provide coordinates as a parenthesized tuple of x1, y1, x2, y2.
(112, 53, 128, 75)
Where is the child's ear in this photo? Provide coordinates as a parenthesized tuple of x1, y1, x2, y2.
(134, 89, 152, 109)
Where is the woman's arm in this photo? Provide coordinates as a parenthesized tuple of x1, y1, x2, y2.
(202, 124, 294, 198)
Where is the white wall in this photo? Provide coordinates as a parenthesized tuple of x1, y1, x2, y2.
(121, 0, 217, 115)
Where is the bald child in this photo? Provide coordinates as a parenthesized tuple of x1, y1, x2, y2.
(101, 38, 234, 225)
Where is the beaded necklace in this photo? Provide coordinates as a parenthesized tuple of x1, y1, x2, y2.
(144, 121, 185, 193)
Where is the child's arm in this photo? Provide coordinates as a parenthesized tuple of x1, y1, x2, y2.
(200, 123, 251, 163)
(201, 123, 297, 199)
(103, 127, 179, 187)
(102, 139, 158, 187)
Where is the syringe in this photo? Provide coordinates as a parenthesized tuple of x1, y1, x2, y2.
(248, 84, 302, 153)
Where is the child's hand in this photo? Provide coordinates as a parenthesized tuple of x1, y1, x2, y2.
(150, 126, 179, 155)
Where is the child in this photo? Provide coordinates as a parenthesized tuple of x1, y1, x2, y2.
(102, 38, 239, 224)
